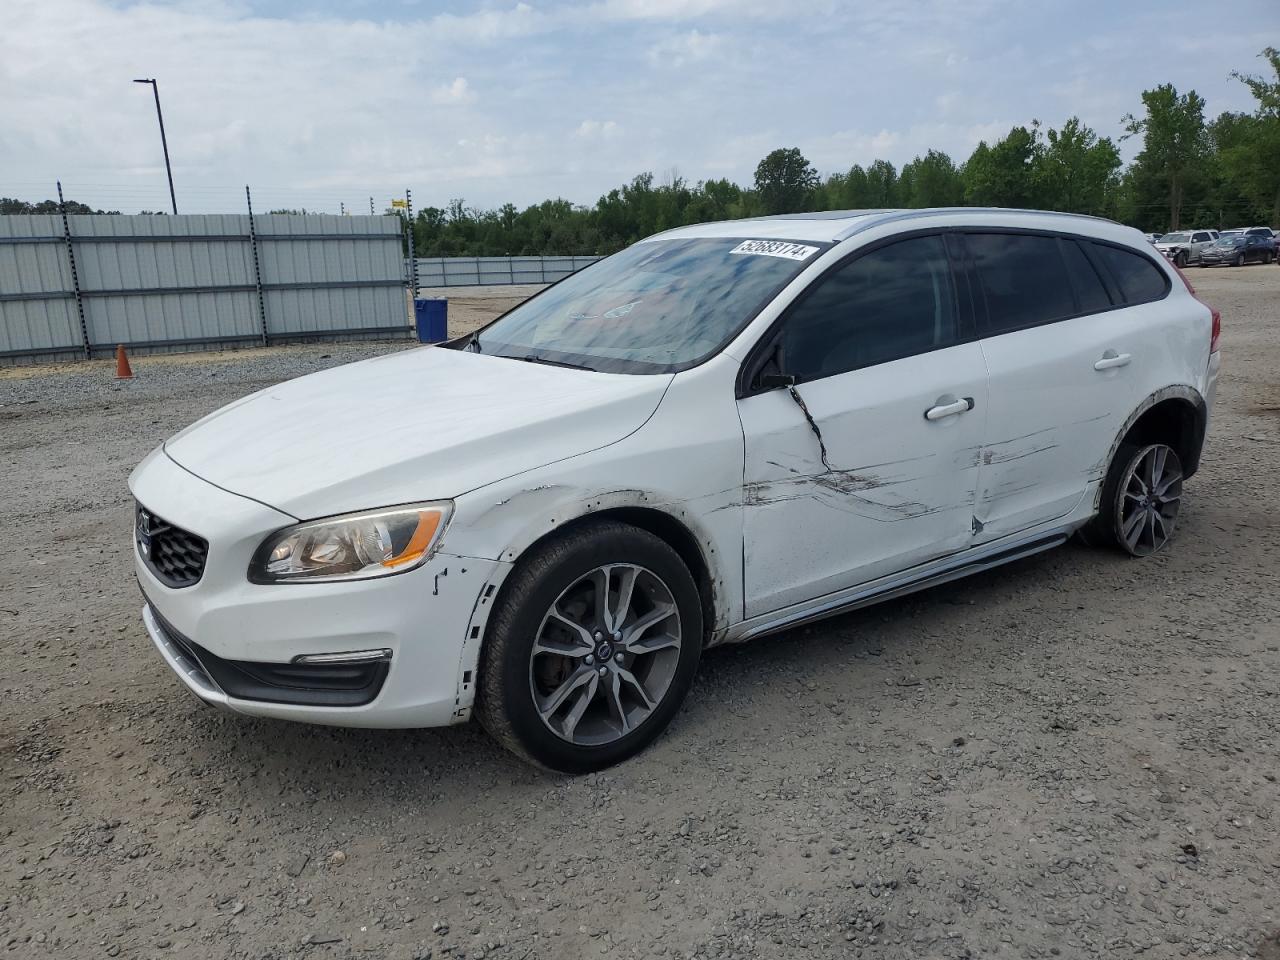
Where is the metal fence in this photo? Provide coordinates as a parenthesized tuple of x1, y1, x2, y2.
(410, 255, 601, 288)
(0, 213, 407, 363)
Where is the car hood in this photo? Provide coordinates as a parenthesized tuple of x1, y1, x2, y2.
(164, 347, 672, 519)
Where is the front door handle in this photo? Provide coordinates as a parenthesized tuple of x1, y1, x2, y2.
(924, 396, 975, 421)
(1094, 351, 1132, 371)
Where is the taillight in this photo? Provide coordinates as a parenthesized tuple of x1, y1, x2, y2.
(1173, 263, 1220, 354)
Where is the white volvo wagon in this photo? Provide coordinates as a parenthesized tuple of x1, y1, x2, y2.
(130, 209, 1221, 771)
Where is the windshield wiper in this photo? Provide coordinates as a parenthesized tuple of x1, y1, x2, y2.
(510, 354, 597, 372)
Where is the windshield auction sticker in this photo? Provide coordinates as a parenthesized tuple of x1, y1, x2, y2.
(730, 240, 820, 261)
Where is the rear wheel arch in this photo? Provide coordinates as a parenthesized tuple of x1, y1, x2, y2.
(1098, 387, 1207, 495)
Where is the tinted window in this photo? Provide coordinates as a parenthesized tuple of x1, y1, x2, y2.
(1193, 232, 1210, 243)
(1061, 240, 1112, 314)
(1090, 243, 1168, 304)
(967, 233, 1076, 334)
(779, 235, 957, 381)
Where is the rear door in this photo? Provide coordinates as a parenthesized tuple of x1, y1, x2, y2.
(964, 232, 1164, 541)
(736, 233, 988, 617)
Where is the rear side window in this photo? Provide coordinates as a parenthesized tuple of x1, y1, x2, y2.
(1089, 243, 1169, 305)
(967, 233, 1076, 335)
(1061, 240, 1112, 314)
(779, 234, 957, 381)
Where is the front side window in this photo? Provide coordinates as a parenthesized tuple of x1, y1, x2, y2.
(471, 237, 825, 374)
(776, 235, 958, 382)
(967, 233, 1077, 335)
(1089, 243, 1169, 304)
(1193, 232, 1210, 243)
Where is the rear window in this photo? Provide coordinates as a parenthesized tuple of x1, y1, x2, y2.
(1089, 243, 1169, 305)
(1061, 240, 1112, 314)
(967, 233, 1076, 335)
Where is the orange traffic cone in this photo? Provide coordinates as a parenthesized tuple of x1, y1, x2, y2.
(114, 344, 134, 380)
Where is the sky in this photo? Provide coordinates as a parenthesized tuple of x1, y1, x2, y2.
(2, 0, 1276, 215)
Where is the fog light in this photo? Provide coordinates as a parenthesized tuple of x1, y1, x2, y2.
(292, 649, 392, 665)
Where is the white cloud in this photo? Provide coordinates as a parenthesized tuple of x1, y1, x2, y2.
(1, 0, 1270, 214)
(575, 120, 621, 139)
(432, 77, 477, 105)
(648, 30, 723, 66)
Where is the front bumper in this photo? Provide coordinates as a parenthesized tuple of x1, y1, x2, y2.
(131, 446, 504, 729)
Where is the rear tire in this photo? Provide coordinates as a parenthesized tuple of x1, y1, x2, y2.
(475, 521, 703, 773)
(1084, 442, 1184, 557)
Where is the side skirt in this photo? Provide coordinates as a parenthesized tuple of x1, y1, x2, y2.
(725, 524, 1077, 645)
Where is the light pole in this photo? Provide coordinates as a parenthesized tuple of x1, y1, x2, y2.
(133, 78, 177, 215)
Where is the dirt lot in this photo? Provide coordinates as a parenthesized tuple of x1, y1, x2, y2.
(2, 269, 1279, 960)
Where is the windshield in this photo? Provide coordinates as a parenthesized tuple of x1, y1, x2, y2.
(470, 237, 826, 374)
(1218, 231, 1243, 240)
(1160, 233, 1189, 243)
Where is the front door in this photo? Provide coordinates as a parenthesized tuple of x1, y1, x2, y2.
(736, 234, 989, 618)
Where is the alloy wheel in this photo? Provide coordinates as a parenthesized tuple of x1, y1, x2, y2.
(1117, 444, 1183, 557)
(529, 564, 682, 746)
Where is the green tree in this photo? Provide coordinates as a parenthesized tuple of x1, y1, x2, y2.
(1221, 47, 1280, 224)
(899, 150, 963, 207)
(1122, 84, 1210, 230)
(1033, 117, 1121, 216)
(962, 124, 1042, 208)
(753, 147, 819, 214)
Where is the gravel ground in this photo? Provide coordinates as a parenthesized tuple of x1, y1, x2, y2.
(2, 268, 1278, 960)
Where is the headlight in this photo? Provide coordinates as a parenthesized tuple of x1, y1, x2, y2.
(249, 502, 452, 584)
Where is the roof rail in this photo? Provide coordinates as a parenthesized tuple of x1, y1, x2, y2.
(833, 207, 1121, 241)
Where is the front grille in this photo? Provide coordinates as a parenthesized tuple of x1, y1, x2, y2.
(135, 502, 208, 588)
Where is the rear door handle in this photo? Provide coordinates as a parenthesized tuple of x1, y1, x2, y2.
(1094, 351, 1131, 371)
(924, 397, 975, 421)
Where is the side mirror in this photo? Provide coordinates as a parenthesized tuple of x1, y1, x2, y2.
(751, 339, 795, 392)
(757, 372, 797, 390)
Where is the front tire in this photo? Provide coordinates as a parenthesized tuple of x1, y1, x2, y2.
(1085, 442, 1184, 557)
(1234, 252, 1246, 267)
(1174, 250, 1188, 268)
(476, 521, 703, 772)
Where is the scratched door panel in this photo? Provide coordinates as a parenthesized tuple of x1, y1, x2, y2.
(973, 310, 1147, 541)
(738, 342, 989, 619)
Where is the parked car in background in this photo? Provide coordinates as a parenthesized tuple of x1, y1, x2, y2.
(1155, 229, 1218, 266)
(1143, 233, 1161, 244)
(129, 208, 1220, 771)
(1199, 228, 1276, 266)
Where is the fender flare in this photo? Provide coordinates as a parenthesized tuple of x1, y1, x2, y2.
(1093, 385, 1207, 509)
(448, 486, 734, 721)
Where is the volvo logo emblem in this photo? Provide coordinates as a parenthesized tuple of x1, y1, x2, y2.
(136, 510, 153, 556)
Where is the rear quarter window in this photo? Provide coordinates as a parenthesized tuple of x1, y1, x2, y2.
(1061, 239, 1112, 315)
(1089, 243, 1169, 305)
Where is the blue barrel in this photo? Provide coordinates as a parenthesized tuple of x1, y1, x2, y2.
(413, 298, 448, 343)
